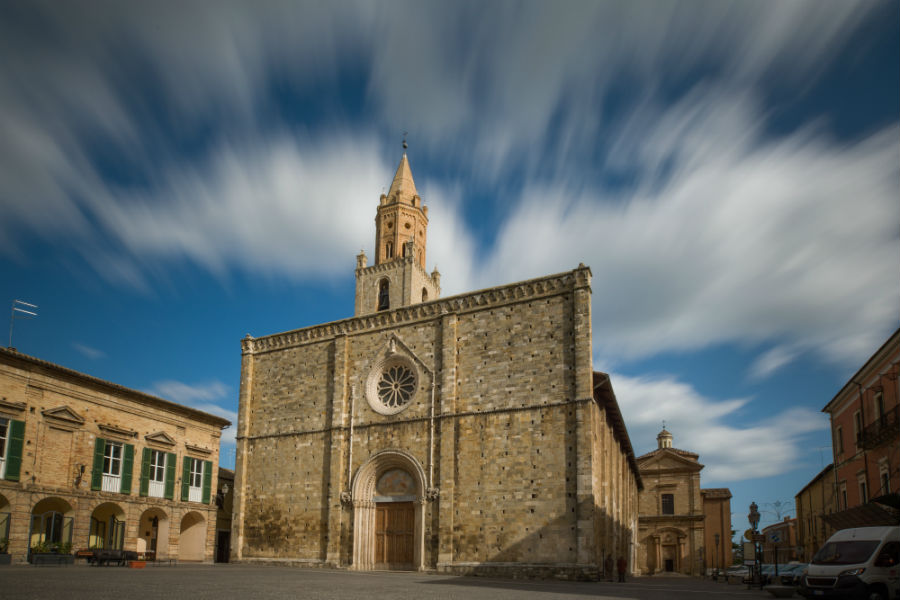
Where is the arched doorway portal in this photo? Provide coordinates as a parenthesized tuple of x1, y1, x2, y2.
(89, 502, 126, 550)
(30, 498, 74, 550)
(179, 511, 206, 561)
(650, 527, 687, 574)
(137, 507, 169, 559)
(350, 449, 426, 571)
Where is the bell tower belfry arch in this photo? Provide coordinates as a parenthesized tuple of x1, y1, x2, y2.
(354, 146, 441, 316)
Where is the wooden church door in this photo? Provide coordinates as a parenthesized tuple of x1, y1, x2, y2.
(374, 501, 414, 569)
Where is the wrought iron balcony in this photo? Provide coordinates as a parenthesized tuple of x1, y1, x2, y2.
(860, 405, 899, 450)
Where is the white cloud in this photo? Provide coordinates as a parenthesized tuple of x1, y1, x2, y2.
(71, 342, 105, 360)
(477, 92, 899, 369)
(0, 1, 893, 372)
(149, 379, 237, 449)
(613, 373, 829, 481)
(150, 380, 229, 404)
(748, 345, 801, 381)
(419, 182, 479, 296)
(81, 133, 390, 284)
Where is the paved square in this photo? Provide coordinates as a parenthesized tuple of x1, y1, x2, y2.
(1, 564, 779, 600)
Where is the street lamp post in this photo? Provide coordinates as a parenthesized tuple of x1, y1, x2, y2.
(748, 502, 762, 589)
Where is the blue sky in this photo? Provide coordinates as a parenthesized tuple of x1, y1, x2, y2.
(1, 1, 897, 535)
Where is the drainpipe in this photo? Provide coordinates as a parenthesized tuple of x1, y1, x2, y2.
(429, 378, 436, 489)
(347, 386, 355, 491)
(853, 381, 871, 503)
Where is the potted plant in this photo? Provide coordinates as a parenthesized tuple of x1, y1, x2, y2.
(29, 540, 75, 565)
(0, 538, 11, 565)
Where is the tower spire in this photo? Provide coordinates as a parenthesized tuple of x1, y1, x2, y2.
(354, 145, 440, 316)
(387, 151, 418, 202)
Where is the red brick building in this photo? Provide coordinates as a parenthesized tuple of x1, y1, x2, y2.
(821, 328, 899, 528)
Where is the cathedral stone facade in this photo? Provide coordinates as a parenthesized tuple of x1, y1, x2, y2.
(232, 152, 642, 579)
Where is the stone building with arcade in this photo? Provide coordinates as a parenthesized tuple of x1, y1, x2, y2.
(231, 151, 643, 579)
(0, 348, 230, 563)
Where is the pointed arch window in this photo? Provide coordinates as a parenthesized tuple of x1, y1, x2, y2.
(421, 288, 428, 302)
(385, 242, 393, 259)
(377, 279, 390, 311)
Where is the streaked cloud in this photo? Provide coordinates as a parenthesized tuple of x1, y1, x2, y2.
(614, 373, 829, 481)
(150, 379, 229, 404)
(71, 342, 106, 360)
(0, 3, 894, 376)
(748, 345, 802, 381)
(149, 379, 237, 448)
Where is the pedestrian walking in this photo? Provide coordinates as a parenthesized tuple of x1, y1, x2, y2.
(617, 556, 627, 582)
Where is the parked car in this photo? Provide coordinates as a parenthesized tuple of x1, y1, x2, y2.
(725, 565, 750, 583)
(777, 563, 807, 586)
(760, 563, 777, 584)
(799, 526, 899, 599)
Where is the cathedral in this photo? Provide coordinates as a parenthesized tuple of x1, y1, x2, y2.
(231, 150, 643, 579)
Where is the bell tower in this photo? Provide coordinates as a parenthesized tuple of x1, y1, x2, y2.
(374, 151, 429, 269)
(354, 145, 441, 316)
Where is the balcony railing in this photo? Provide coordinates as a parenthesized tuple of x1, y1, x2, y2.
(101, 474, 121, 493)
(860, 405, 899, 450)
(188, 486, 202, 503)
(148, 480, 165, 498)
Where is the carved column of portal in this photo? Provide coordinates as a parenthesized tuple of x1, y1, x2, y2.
(415, 497, 426, 571)
(352, 500, 375, 570)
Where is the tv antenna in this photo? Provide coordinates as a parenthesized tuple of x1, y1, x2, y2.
(9, 299, 38, 349)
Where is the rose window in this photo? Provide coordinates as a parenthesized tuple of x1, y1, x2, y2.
(377, 365, 416, 408)
(366, 353, 419, 416)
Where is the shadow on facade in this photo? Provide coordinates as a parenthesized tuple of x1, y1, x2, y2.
(429, 498, 634, 581)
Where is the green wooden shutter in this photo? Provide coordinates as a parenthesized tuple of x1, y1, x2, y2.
(181, 456, 191, 501)
(90, 438, 106, 490)
(139, 448, 151, 496)
(164, 452, 176, 500)
(201, 460, 213, 504)
(120, 443, 134, 494)
(4, 419, 25, 481)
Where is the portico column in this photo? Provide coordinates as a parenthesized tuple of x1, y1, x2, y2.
(654, 535, 661, 573)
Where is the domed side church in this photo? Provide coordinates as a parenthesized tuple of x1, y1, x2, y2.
(635, 428, 732, 575)
(231, 150, 644, 579)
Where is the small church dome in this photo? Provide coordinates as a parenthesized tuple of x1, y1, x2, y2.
(657, 427, 673, 449)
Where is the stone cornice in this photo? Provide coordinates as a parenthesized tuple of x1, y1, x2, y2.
(98, 423, 137, 439)
(185, 443, 213, 456)
(145, 431, 176, 447)
(0, 347, 231, 429)
(0, 397, 27, 413)
(639, 514, 705, 523)
(237, 397, 594, 442)
(43, 406, 86, 426)
(244, 266, 592, 355)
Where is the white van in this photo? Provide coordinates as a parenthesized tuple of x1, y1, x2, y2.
(800, 526, 899, 600)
